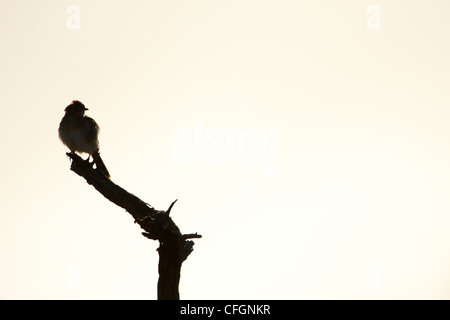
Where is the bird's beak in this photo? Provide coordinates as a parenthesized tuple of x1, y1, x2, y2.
(84, 107, 89, 111)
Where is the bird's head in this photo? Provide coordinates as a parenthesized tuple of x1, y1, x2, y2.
(65, 100, 88, 116)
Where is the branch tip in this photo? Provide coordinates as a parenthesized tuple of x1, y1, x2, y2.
(166, 199, 178, 216)
(182, 233, 202, 240)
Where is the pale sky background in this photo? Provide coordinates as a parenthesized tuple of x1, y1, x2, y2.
(1, 0, 450, 299)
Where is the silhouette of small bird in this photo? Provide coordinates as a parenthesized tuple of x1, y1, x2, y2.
(59, 100, 110, 178)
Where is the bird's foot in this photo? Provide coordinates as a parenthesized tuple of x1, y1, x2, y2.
(66, 151, 76, 159)
(84, 155, 93, 164)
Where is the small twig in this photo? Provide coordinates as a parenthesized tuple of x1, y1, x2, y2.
(183, 233, 203, 240)
(166, 199, 178, 216)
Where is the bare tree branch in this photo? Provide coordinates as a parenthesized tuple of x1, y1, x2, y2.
(65, 152, 201, 300)
(166, 199, 178, 216)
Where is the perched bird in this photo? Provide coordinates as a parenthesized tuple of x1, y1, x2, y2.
(59, 100, 110, 178)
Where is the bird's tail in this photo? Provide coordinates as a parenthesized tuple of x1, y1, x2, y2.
(92, 150, 110, 178)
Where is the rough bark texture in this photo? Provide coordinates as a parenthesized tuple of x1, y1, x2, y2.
(66, 152, 201, 300)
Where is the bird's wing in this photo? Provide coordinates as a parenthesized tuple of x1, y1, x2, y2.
(83, 116, 100, 145)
